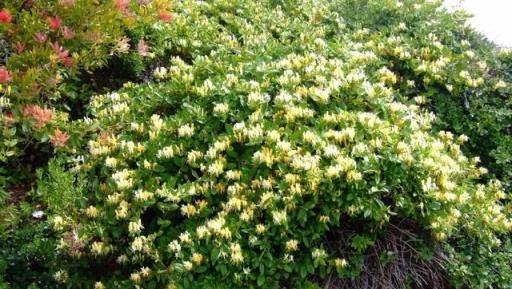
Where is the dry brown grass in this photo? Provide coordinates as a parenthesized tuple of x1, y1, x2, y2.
(320, 219, 453, 289)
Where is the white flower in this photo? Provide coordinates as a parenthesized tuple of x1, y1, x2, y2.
(312, 248, 326, 259)
(302, 131, 316, 143)
(197, 79, 215, 96)
(129, 219, 143, 235)
(179, 232, 192, 244)
(247, 92, 270, 108)
(207, 160, 225, 176)
(225, 170, 241, 181)
(112, 169, 134, 190)
(323, 145, 339, 158)
(150, 114, 164, 131)
(0, 96, 11, 108)
(291, 154, 320, 171)
(230, 242, 244, 264)
(54, 270, 68, 283)
(157, 146, 176, 159)
(276, 141, 292, 152)
(275, 91, 293, 105)
(177, 124, 194, 137)
(168, 240, 182, 254)
(266, 130, 280, 142)
(233, 122, 246, 132)
(153, 67, 168, 79)
(131, 236, 146, 252)
(134, 190, 154, 201)
(465, 50, 475, 59)
(272, 210, 288, 225)
(105, 157, 118, 168)
(335, 258, 348, 268)
(213, 102, 229, 115)
(112, 102, 130, 114)
(183, 261, 193, 271)
(196, 226, 209, 239)
(32, 210, 44, 219)
(247, 124, 264, 141)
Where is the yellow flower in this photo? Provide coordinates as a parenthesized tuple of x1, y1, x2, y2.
(230, 243, 244, 264)
(183, 261, 193, 271)
(285, 240, 299, 252)
(91, 241, 106, 255)
(181, 204, 198, 217)
(141, 267, 151, 278)
(256, 224, 266, 234)
(319, 215, 330, 223)
(179, 232, 192, 244)
(253, 147, 274, 167)
(135, 190, 154, 202)
(192, 224, 207, 239)
(225, 170, 241, 181)
(495, 80, 507, 89)
(52, 215, 65, 230)
(177, 124, 194, 137)
(54, 270, 68, 283)
(130, 272, 141, 284)
(191, 253, 203, 265)
(213, 102, 229, 115)
(85, 206, 99, 218)
(272, 210, 288, 225)
(334, 258, 348, 268)
(105, 157, 118, 168)
(115, 201, 130, 219)
(187, 150, 203, 165)
(128, 219, 143, 235)
(435, 232, 447, 240)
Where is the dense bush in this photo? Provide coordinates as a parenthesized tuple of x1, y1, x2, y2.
(325, 4, 512, 287)
(1, 0, 512, 288)
(334, 1, 512, 190)
(25, 0, 509, 288)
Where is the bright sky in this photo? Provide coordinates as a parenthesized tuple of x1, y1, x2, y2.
(444, 0, 512, 47)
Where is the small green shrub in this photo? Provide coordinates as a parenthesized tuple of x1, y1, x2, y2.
(36, 159, 87, 216)
(445, 236, 512, 289)
(0, 220, 56, 289)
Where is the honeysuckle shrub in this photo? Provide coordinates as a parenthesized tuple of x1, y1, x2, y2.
(319, 3, 512, 286)
(36, 0, 512, 288)
(328, 0, 512, 191)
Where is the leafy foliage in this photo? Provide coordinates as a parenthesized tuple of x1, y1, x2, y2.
(33, 0, 511, 288)
(1, 0, 512, 289)
(0, 0, 173, 191)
